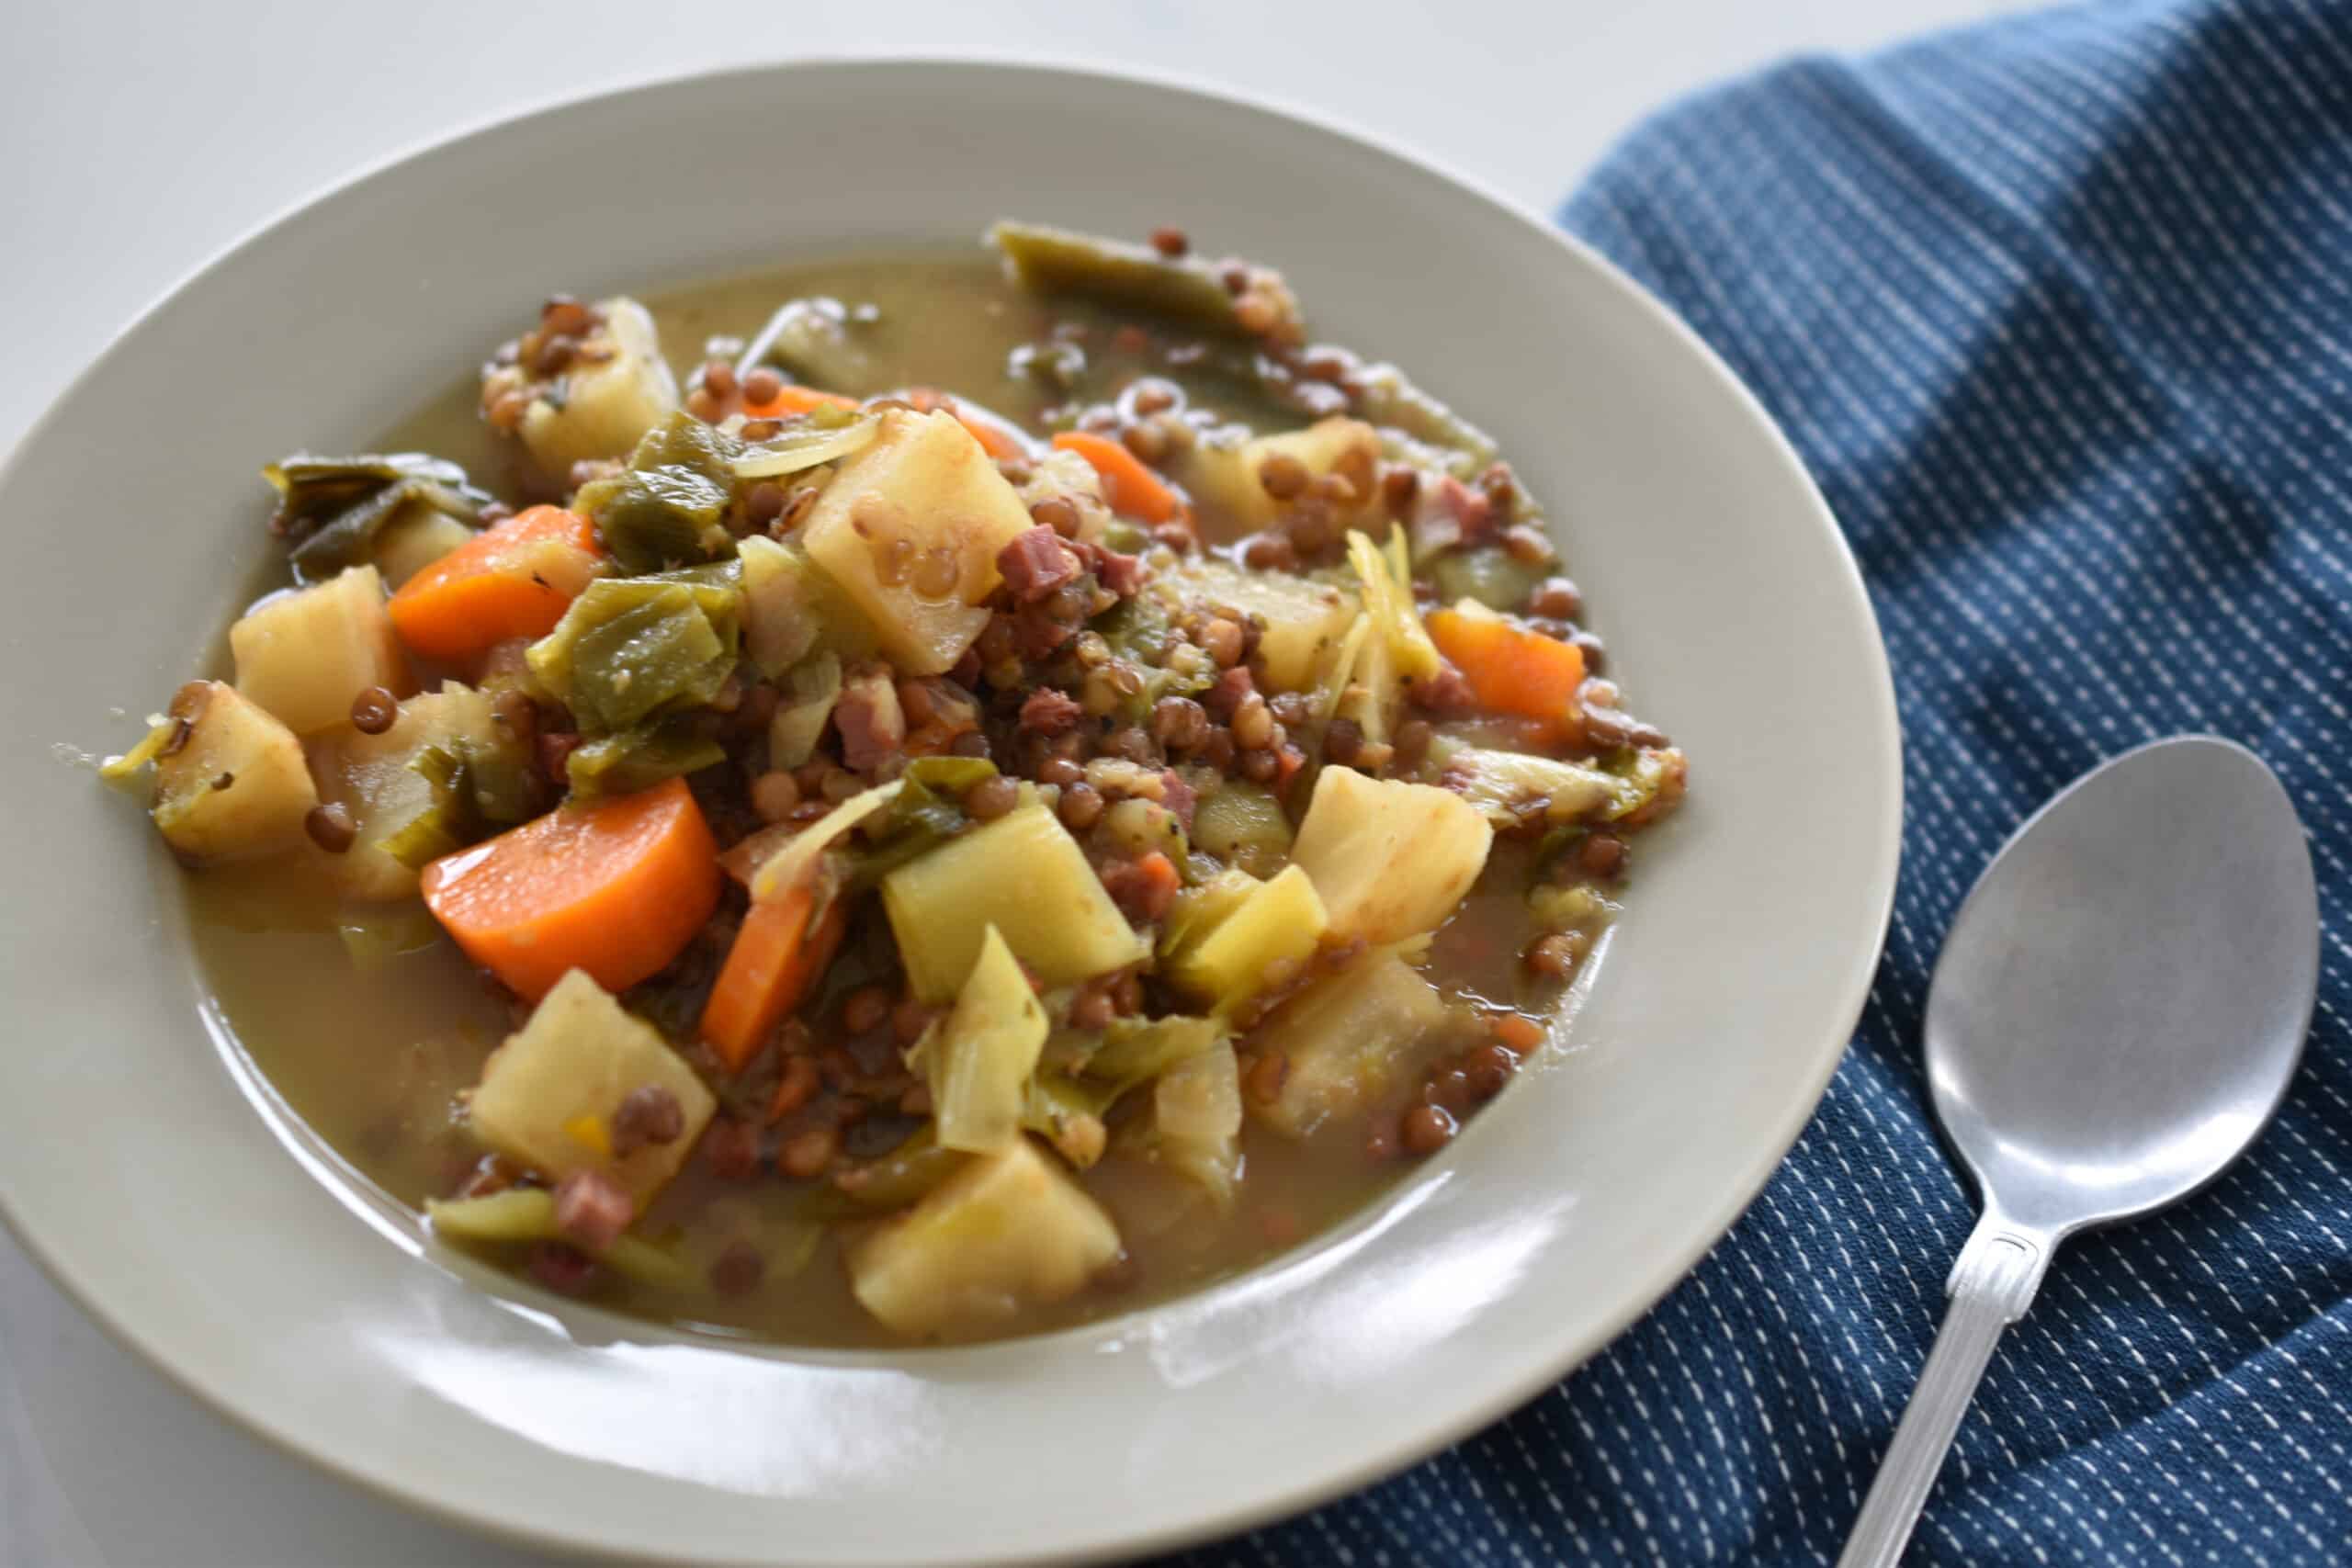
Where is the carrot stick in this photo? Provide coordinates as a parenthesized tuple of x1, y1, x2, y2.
(389, 505, 602, 663)
(1051, 431, 1186, 525)
(1426, 604, 1587, 725)
(741, 385, 861, 419)
(698, 888, 848, 1072)
(420, 776, 719, 1002)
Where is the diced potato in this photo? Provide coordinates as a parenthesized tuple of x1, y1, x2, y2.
(1448, 746, 1620, 829)
(1158, 868, 1259, 960)
(307, 683, 493, 901)
(930, 926, 1050, 1154)
(372, 507, 476, 589)
(1149, 1041, 1245, 1205)
(1289, 766, 1493, 943)
(1165, 863, 1328, 1010)
(230, 565, 408, 735)
(847, 1137, 1121, 1337)
(150, 681, 319, 863)
(466, 969, 717, 1205)
(1250, 953, 1455, 1137)
(1158, 558, 1358, 693)
(883, 803, 1149, 1001)
(1177, 417, 1381, 533)
(801, 410, 1035, 674)
(736, 535, 876, 678)
(517, 298, 683, 476)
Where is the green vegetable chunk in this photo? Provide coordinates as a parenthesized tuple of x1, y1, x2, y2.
(990, 220, 1257, 338)
(263, 452, 488, 586)
(526, 569, 741, 737)
(925, 925, 1049, 1154)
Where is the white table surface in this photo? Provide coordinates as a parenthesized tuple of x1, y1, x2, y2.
(1, 2, 2018, 1562)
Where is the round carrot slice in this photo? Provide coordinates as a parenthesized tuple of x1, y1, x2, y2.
(421, 776, 719, 1001)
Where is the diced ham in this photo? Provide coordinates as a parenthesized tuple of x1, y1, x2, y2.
(1203, 665, 1255, 719)
(1018, 687, 1085, 736)
(1096, 550, 1146, 596)
(551, 1168, 634, 1252)
(1159, 769, 1198, 831)
(996, 525, 1079, 604)
(835, 663, 907, 771)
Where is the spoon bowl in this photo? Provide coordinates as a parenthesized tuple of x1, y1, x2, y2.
(1927, 735, 2319, 1235)
(1840, 735, 2317, 1568)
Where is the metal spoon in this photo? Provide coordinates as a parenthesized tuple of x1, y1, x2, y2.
(1838, 736, 2318, 1568)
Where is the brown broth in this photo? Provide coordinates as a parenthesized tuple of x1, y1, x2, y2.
(185, 253, 1580, 1348)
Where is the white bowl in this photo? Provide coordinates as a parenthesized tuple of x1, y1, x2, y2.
(0, 61, 1900, 1567)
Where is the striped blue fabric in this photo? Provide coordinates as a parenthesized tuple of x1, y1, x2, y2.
(1170, 2, 2352, 1562)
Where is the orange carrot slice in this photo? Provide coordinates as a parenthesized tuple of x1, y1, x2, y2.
(420, 776, 719, 1002)
(697, 886, 849, 1072)
(1051, 431, 1185, 525)
(741, 385, 861, 419)
(389, 505, 602, 663)
(1426, 605, 1587, 725)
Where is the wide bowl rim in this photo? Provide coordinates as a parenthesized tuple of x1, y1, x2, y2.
(0, 53, 1904, 1568)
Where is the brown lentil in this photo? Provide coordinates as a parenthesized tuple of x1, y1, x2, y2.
(891, 997, 938, 1044)
(1324, 717, 1364, 766)
(709, 1241, 764, 1296)
(1527, 576, 1583, 621)
(349, 686, 398, 735)
(1502, 524, 1554, 566)
(1258, 453, 1309, 499)
(1571, 630, 1607, 674)
(684, 386, 722, 423)
(842, 985, 893, 1035)
(745, 482, 787, 529)
(533, 334, 578, 376)
(1030, 494, 1080, 538)
(541, 297, 593, 337)
(1231, 693, 1275, 750)
(1069, 986, 1115, 1032)
(1381, 465, 1420, 511)
(963, 773, 1019, 820)
(1525, 931, 1587, 976)
(1149, 226, 1190, 258)
(1130, 378, 1177, 414)
(1151, 695, 1210, 751)
(1037, 756, 1084, 788)
(1201, 616, 1245, 669)
(1465, 1043, 1518, 1100)
(742, 367, 785, 405)
(777, 1125, 839, 1181)
(1579, 833, 1628, 880)
(750, 770, 801, 823)
(704, 1118, 762, 1181)
(1244, 1050, 1291, 1107)
(1238, 748, 1278, 784)
(1058, 781, 1105, 830)
(1401, 1104, 1458, 1156)
(303, 803, 357, 853)
(699, 359, 739, 399)
(1240, 533, 1296, 570)
(612, 1085, 685, 1153)
(1120, 420, 1169, 464)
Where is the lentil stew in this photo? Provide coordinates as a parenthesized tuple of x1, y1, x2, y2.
(107, 223, 1687, 1346)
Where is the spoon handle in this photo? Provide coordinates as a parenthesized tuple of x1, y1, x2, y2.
(1837, 1213, 2052, 1568)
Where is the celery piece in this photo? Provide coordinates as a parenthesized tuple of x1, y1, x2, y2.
(563, 718, 727, 802)
(929, 927, 1050, 1155)
(766, 652, 842, 771)
(265, 451, 488, 586)
(1430, 545, 1545, 613)
(527, 571, 741, 736)
(1189, 780, 1293, 877)
(737, 535, 877, 677)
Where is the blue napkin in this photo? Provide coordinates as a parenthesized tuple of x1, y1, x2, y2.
(1170, 2, 2352, 1562)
